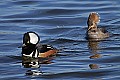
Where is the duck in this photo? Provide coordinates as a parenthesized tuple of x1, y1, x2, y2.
(86, 12, 109, 40)
(21, 31, 58, 58)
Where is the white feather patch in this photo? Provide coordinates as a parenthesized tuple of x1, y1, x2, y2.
(29, 33, 39, 44)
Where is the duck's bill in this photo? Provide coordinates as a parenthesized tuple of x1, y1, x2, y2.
(88, 27, 92, 31)
(18, 44, 26, 48)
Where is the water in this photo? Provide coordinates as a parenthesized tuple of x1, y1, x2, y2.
(0, 0, 120, 80)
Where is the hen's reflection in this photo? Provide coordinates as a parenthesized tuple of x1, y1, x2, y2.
(88, 39, 102, 69)
(89, 64, 99, 69)
(88, 39, 101, 59)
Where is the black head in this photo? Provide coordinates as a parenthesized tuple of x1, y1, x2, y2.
(23, 31, 40, 45)
(22, 31, 40, 58)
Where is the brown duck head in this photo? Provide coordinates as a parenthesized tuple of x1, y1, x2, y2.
(87, 12, 100, 31)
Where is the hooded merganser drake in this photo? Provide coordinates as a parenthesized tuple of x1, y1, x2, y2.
(21, 31, 58, 58)
(86, 12, 109, 40)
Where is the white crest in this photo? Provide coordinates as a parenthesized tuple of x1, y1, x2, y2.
(29, 33, 39, 44)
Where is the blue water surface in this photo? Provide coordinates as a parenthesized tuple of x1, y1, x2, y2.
(0, 0, 120, 80)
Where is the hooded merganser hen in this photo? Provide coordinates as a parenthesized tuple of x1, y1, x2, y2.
(86, 12, 109, 40)
(21, 31, 58, 58)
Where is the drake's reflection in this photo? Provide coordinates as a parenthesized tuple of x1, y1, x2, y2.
(22, 56, 53, 75)
(88, 39, 102, 69)
(22, 56, 40, 68)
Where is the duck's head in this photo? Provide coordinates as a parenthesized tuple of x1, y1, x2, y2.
(87, 12, 100, 31)
(21, 32, 40, 58)
(22, 31, 40, 47)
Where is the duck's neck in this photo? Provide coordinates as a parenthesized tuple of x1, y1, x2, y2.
(88, 23, 98, 31)
(22, 44, 39, 58)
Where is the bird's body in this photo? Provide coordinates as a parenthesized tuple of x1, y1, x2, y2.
(86, 12, 109, 40)
(21, 32, 58, 58)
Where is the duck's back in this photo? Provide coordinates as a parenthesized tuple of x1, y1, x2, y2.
(87, 28, 109, 39)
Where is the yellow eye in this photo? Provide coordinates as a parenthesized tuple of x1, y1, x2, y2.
(27, 41, 29, 43)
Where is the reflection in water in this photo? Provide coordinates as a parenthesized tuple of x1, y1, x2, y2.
(89, 64, 99, 69)
(22, 56, 40, 68)
(26, 70, 43, 76)
(22, 56, 53, 75)
(90, 54, 101, 59)
(22, 56, 42, 75)
(88, 39, 102, 69)
(88, 39, 101, 59)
